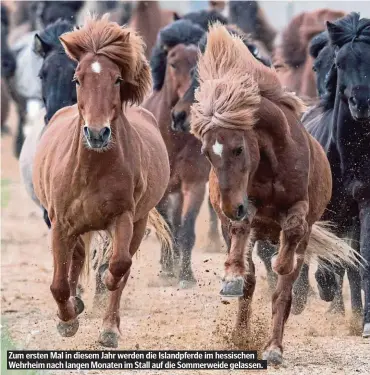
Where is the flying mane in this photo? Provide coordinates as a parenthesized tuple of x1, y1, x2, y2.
(191, 23, 305, 138)
(59, 13, 151, 104)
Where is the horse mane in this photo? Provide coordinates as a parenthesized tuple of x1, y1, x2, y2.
(59, 13, 151, 105)
(182, 9, 228, 30)
(281, 9, 346, 68)
(37, 19, 74, 52)
(150, 19, 205, 91)
(327, 12, 370, 47)
(309, 31, 329, 58)
(228, 1, 276, 53)
(191, 23, 305, 138)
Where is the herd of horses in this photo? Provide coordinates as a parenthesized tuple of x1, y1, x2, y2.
(1, 0, 370, 366)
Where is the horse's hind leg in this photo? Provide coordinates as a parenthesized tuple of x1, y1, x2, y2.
(99, 215, 148, 348)
(256, 241, 277, 293)
(68, 237, 85, 314)
(177, 182, 206, 288)
(50, 227, 81, 337)
(204, 196, 222, 253)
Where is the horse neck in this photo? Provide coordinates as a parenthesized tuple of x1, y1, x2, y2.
(144, 76, 176, 152)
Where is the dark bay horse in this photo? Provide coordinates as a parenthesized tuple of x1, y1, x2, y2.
(303, 13, 370, 338)
(144, 19, 219, 288)
(191, 24, 359, 364)
(32, 15, 172, 347)
(274, 9, 346, 99)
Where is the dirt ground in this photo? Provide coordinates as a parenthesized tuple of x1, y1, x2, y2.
(1, 104, 369, 375)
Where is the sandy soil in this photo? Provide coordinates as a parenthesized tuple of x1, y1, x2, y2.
(1, 105, 369, 375)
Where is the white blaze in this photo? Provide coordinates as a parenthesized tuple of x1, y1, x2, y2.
(212, 140, 223, 157)
(91, 61, 101, 74)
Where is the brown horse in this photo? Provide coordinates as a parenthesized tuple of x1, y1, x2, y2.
(129, 1, 179, 60)
(191, 24, 359, 364)
(274, 8, 346, 99)
(144, 19, 221, 288)
(32, 15, 172, 348)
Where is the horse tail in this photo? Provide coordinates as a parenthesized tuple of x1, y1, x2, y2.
(148, 208, 173, 255)
(306, 221, 365, 269)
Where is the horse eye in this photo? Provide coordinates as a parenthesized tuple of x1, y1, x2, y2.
(115, 77, 123, 86)
(312, 66, 317, 72)
(233, 147, 243, 156)
(73, 78, 80, 86)
(170, 63, 176, 69)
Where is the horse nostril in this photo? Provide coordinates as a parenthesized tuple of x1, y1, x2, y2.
(349, 97, 357, 106)
(83, 126, 90, 139)
(100, 127, 111, 142)
(236, 204, 245, 220)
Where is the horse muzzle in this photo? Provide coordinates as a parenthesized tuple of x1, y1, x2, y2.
(83, 126, 111, 150)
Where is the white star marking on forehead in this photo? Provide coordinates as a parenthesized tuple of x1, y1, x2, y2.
(212, 140, 223, 157)
(91, 61, 101, 74)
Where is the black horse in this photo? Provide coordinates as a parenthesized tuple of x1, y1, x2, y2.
(303, 12, 370, 338)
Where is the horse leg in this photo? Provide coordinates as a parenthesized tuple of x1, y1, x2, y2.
(232, 243, 256, 345)
(177, 182, 205, 288)
(157, 193, 177, 278)
(50, 227, 81, 337)
(170, 191, 183, 265)
(327, 265, 345, 315)
(104, 212, 134, 291)
(256, 240, 277, 293)
(358, 203, 370, 338)
(291, 263, 310, 315)
(99, 215, 148, 348)
(263, 202, 309, 364)
(204, 196, 222, 253)
(68, 237, 85, 312)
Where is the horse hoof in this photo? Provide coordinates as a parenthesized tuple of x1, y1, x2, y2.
(363, 323, 370, 338)
(220, 276, 244, 297)
(179, 279, 197, 289)
(74, 296, 85, 315)
(98, 331, 118, 348)
(57, 319, 79, 337)
(262, 348, 283, 365)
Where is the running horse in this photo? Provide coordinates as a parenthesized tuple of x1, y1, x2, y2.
(32, 15, 172, 348)
(191, 24, 359, 364)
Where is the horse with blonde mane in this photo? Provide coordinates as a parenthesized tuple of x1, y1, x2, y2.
(32, 14, 172, 348)
(191, 24, 360, 364)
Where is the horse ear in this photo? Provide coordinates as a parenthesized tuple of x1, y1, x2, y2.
(326, 21, 342, 45)
(173, 12, 181, 21)
(59, 34, 83, 62)
(34, 34, 49, 58)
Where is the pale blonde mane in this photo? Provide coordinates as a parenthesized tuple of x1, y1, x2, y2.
(59, 13, 152, 104)
(191, 23, 306, 139)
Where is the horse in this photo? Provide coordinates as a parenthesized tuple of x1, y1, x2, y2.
(302, 13, 370, 338)
(181, 9, 228, 30)
(129, 1, 180, 60)
(144, 19, 219, 288)
(19, 19, 77, 225)
(274, 9, 346, 99)
(32, 14, 172, 348)
(190, 23, 359, 364)
(228, 1, 276, 55)
(1, 4, 16, 134)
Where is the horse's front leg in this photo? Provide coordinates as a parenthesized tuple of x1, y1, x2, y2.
(50, 227, 81, 337)
(99, 215, 148, 348)
(263, 200, 309, 365)
(205, 196, 222, 253)
(104, 212, 133, 291)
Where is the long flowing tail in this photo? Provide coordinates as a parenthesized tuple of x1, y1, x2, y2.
(148, 207, 173, 255)
(306, 221, 365, 269)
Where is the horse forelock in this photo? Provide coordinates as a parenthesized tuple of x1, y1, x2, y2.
(150, 19, 205, 91)
(191, 23, 305, 139)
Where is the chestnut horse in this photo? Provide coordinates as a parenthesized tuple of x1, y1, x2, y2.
(32, 15, 172, 348)
(129, 1, 179, 60)
(191, 24, 359, 364)
(274, 9, 346, 99)
(144, 19, 221, 288)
